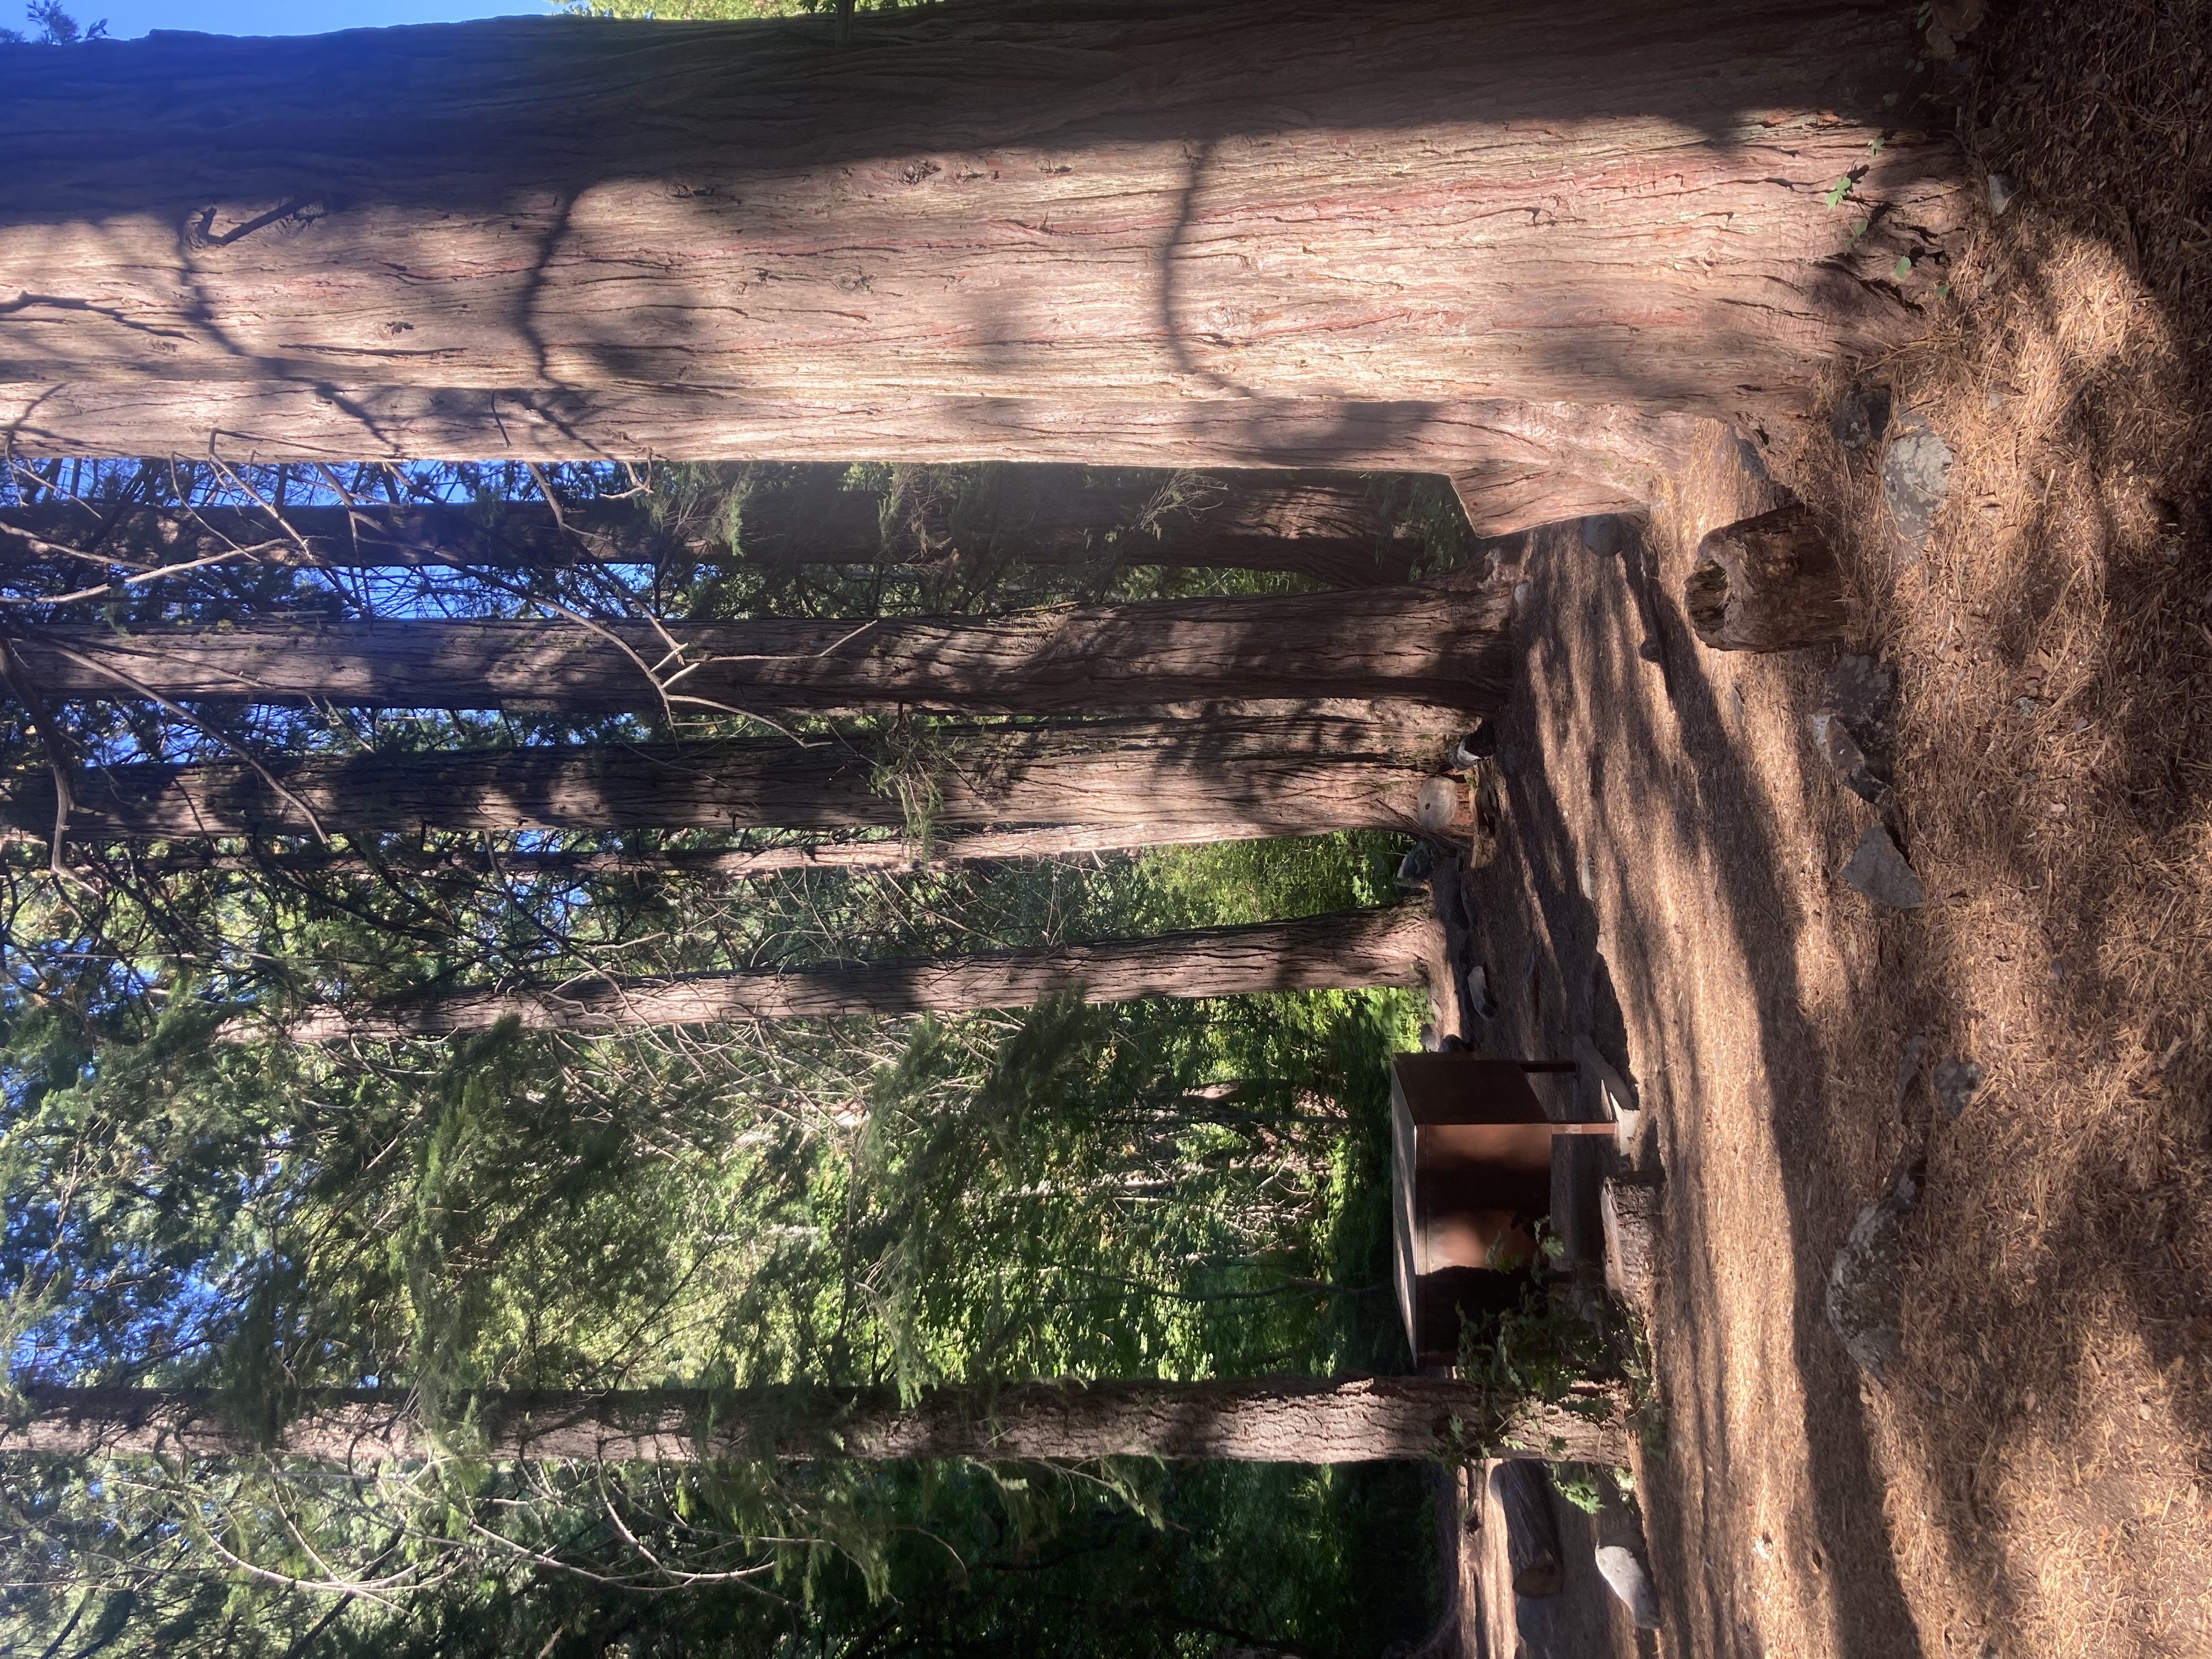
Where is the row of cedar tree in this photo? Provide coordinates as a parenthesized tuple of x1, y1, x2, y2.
(0, 454, 1574, 1656)
(0, 0, 1961, 1644)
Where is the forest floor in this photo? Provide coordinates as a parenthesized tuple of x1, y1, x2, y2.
(1442, 4, 2211, 1654)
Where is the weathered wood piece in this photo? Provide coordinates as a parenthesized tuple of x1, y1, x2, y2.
(1601, 1177, 1661, 1307)
(1683, 502, 1850, 652)
(1491, 1459, 1566, 1598)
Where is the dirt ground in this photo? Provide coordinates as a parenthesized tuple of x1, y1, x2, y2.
(1436, 3, 2212, 1654)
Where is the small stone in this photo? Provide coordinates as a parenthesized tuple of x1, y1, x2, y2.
(1933, 1058, 1983, 1120)
(1830, 385, 1893, 452)
(1465, 964, 1500, 1021)
(1581, 516, 1623, 556)
(1395, 844, 1435, 893)
(1827, 1158, 1924, 1380)
(1594, 1545, 1662, 1629)
(1842, 823, 1925, 910)
(1511, 580, 1532, 617)
(1883, 424, 1954, 548)
(1810, 654, 1897, 806)
(1987, 173, 2016, 216)
(1450, 722, 1498, 769)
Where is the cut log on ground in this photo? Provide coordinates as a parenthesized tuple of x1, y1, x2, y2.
(1683, 502, 1852, 652)
(1491, 1459, 1566, 1598)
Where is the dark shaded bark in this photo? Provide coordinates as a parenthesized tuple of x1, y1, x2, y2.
(0, 3, 1965, 533)
(266, 905, 1447, 1042)
(15, 578, 1512, 718)
(5, 1377, 1631, 1465)
(733, 466, 1427, 588)
(2, 469, 1425, 586)
(0, 719, 1438, 842)
(0, 499, 662, 571)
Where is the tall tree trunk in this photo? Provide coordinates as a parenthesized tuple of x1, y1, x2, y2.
(2, 469, 1426, 585)
(15, 579, 1511, 718)
(0, 2, 1966, 533)
(264, 905, 1446, 1042)
(4, 1377, 1630, 1465)
(0, 498, 663, 571)
(22, 821, 1325, 882)
(2, 719, 1440, 840)
(731, 466, 1427, 588)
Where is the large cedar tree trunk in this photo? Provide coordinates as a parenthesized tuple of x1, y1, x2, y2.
(4, 1377, 1630, 1465)
(0, 2, 1965, 533)
(3, 720, 1438, 841)
(267, 905, 1444, 1042)
(18, 579, 1510, 718)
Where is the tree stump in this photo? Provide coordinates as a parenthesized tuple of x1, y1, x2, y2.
(1683, 502, 1850, 652)
(1491, 1459, 1565, 1598)
(1601, 1178, 1661, 1308)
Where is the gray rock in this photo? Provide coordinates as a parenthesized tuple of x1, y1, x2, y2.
(1842, 823, 1925, 910)
(1581, 516, 1623, 556)
(1987, 172, 2015, 216)
(1830, 385, 1893, 452)
(1594, 1545, 1662, 1630)
(1933, 1058, 1983, 1120)
(1883, 423, 1954, 548)
(1826, 1158, 1924, 1380)
(1450, 721, 1498, 769)
(1395, 844, 1435, 893)
(1821, 655, 1898, 754)
(1464, 964, 1500, 1022)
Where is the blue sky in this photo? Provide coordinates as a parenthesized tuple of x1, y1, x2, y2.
(66, 0, 546, 36)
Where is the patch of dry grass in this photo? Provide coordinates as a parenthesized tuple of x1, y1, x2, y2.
(1780, 2, 2212, 1652)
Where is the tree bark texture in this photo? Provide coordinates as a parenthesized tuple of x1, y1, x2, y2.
(12, 820, 1324, 882)
(1683, 501, 1852, 652)
(16, 578, 1512, 718)
(1492, 1458, 1567, 1597)
(1, 719, 1440, 841)
(269, 905, 1446, 1042)
(0, 3, 1965, 533)
(3, 470, 1424, 586)
(731, 466, 1427, 587)
(4, 1377, 1631, 1465)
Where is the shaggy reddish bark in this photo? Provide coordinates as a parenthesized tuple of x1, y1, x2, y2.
(0, 2, 1966, 532)
(17, 579, 1511, 717)
(5, 1377, 1630, 1465)
(266, 906, 1446, 1042)
(2, 720, 1439, 840)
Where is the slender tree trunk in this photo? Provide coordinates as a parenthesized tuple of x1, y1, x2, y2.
(0, 499, 664, 571)
(2, 719, 1441, 841)
(15, 578, 1511, 718)
(0, 2, 1965, 533)
(263, 905, 1447, 1042)
(14, 820, 1318, 882)
(733, 466, 1426, 588)
(4, 1377, 1630, 1465)
(2, 469, 1425, 585)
